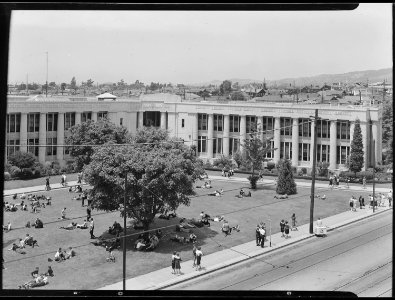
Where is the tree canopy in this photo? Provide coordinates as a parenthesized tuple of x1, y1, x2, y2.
(7, 151, 38, 169)
(349, 118, 364, 174)
(83, 127, 204, 232)
(276, 159, 297, 195)
(65, 118, 129, 171)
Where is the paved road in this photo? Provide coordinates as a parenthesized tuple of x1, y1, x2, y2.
(166, 210, 392, 296)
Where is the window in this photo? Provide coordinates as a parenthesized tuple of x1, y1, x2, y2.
(214, 114, 223, 132)
(280, 118, 292, 136)
(46, 113, 58, 132)
(213, 137, 223, 154)
(280, 142, 292, 160)
(316, 144, 330, 162)
(181, 119, 184, 128)
(28, 138, 39, 156)
(229, 138, 240, 156)
(337, 146, 350, 164)
(6, 114, 21, 133)
(198, 136, 207, 153)
(6, 139, 19, 157)
(262, 117, 274, 136)
(198, 114, 208, 130)
(64, 112, 76, 130)
(82, 112, 92, 123)
(97, 111, 108, 121)
(299, 119, 311, 137)
(246, 116, 256, 133)
(230, 115, 240, 133)
(316, 120, 330, 138)
(337, 121, 350, 140)
(143, 111, 160, 127)
(298, 143, 310, 161)
(265, 140, 275, 158)
(27, 113, 40, 132)
(46, 137, 57, 156)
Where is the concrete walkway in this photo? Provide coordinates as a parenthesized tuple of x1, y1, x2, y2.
(3, 175, 392, 290)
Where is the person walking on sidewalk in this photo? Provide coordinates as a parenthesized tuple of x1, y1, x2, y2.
(195, 247, 203, 271)
(171, 251, 176, 274)
(174, 252, 182, 275)
(255, 224, 261, 246)
(89, 218, 95, 239)
(362, 176, 366, 189)
(280, 220, 286, 237)
(258, 226, 266, 248)
(192, 244, 197, 267)
(45, 177, 51, 191)
(291, 213, 298, 231)
(284, 221, 290, 239)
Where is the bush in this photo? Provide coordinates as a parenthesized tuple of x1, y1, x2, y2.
(291, 166, 297, 174)
(4, 163, 12, 173)
(266, 161, 276, 171)
(9, 166, 21, 178)
(4, 172, 11, 181)
(248, 175, 260, 190)
(276, 160, 297, 195)
(301, 167, 307, 175)
(357, 171, 374, 180)
(20, 168, 34, 179)
(7, 151, 38, 169)
(203, 161, 212, 169)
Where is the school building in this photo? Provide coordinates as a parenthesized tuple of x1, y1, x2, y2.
(5, 93, 383, 171)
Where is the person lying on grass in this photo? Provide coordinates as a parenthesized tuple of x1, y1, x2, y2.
(8, 243, 26, 254)
(19, 275, 48, 289)
(274, 194, 288, 199)
(59, 222, 77, 230)
(76, 220, 88, 229)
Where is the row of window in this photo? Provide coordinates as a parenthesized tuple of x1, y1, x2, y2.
(196, 114, 349, 140)
(6, 112, 108, 133)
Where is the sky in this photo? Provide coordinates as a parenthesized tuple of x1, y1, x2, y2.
(7, 4, 393, 86)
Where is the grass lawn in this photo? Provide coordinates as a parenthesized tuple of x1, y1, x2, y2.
(2, 171, 390, 290)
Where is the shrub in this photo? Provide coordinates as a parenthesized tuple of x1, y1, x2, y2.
(276, 160, 297, 195)
(301, 167, 307, 175)
(4, 163, 12, 173)
(291, 166, 297, 174)
(4, 172, 11, 181)
(357, 171, 374, 180)
(203, 161, 212, 169)
(7, 151, 37, 169)
(9, 166, 21, 178)
(248, 175, 260, 189)
(266, 161, 276, 171)
(20, 168, 34, 179)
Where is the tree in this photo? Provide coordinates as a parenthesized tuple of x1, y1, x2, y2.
(70, 77, 78, 94)
(7, 151, 37, 169)
(65, 118, 129, 171)
(349, 118, 364, 175)
(242, 122, 274, 189)
(60, 83, 67, 95)
(83, 127, 204, 233)
(276, 159, 297, 195)
(230, 91, 248, 101)
(220, 80, 232, 95)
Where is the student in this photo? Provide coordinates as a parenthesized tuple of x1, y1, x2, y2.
(45, 177, 51, 191)
(195, 247, 203, 271)
(284, 221, 290, 239)
(171, 251, 176, 274)
(55, 248, 65, 262)
(45, 266, 54, 277)
(174, 252, 182, 275)
(280, 220, 286, 237)
(259, 226, 266, 248)
(89, 218, 95, 239)
(222, 220, 231, 236)
(256, 224, 261, 246)
(31, 267, 39, 278)
(291, 213, 298, 231)
(61, 207, 67, 219)
(192, 244, 197, 267)
(76, 220, 88, 229)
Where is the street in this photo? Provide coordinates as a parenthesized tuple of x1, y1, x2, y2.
(166, 209, 392, 296)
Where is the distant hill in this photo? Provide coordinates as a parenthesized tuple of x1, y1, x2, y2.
(191, 68, 392, 87)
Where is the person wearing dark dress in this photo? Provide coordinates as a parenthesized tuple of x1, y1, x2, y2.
(280, 220, 286, 237)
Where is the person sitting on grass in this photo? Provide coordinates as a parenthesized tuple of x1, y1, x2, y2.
(45, 266, 54, 277)
(158, 210, 177, 220)
(244, 190, 252, 197)
(106, 246, 116, 262)
(24, 234, 39, 248)
(76, 220, 88, 229)
(8, 242, 26, 254)
(274, 194, 288, 199)
(20, 193, 26, 200)
(59, 222, 77, 230)
(108, 221, 122, 235)
(3, 221, 11, 232)
(239, 189, 245, 197)
(13, 193, 18, 200)
(135, 239, 147, 251)
(32, 218, 43, 228)
(64, 247, 76, 259)
(54, 248, 66, 262)
(222, 220, 231, 236)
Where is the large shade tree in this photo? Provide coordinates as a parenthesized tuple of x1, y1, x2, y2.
(65, 118, 129, 171)
(349, 118, 364, 175)
(83, 127, 204, 233)
(276, 159, 297, 195)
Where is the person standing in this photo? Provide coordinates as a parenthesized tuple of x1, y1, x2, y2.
(61, 175, 65, 187)
(195, 247, 203, 271)
(174, 252, 182, 275)
(87, 206, 92, 220)
(255, 224, 261, 246)
(63, 174, 67, 186)
(171, 251, 176, 274)
(284, 221, 290, 239)
(280, 220, 286, 237)
(61, 207, 67, 219)
(362, 176, 366, 189)
(192, 244, 197, 267)
(89, 218, 95, 239)
(291, 213, 298, 231)
(45, 177, 51, 191)
(258, 226, 266, 248)
(77, 172, 82, 184)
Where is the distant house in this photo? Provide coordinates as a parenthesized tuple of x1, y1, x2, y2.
(243, 87, 266, 98)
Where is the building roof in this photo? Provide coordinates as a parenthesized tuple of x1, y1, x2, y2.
(97, 92, 117, 99)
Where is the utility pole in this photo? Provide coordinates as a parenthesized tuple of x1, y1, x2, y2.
(45, 51, 48, 97)
(123, 171, 127, 291)
(309, 109, 319, 234)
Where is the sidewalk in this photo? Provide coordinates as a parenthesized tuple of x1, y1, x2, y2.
(3, 181, 87, 197)
(99, 203, 392, 290)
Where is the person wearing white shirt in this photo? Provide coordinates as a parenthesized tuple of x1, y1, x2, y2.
(195, 247, 203, 271)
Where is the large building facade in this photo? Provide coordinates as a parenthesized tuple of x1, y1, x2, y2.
(5, 93, 383, 171)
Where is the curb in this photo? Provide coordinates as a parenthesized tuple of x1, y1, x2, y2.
(154, 207, 392, 290)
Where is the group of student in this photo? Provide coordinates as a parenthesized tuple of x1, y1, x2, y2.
(221, 168, 235, 178)
(53, 247, 76, 262)
(19, 266, 53, 289)
(8, 233, 39, 254)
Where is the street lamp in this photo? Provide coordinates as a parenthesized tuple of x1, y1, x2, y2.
(309, 109, 319, 234)
(123, 170, 127, 291)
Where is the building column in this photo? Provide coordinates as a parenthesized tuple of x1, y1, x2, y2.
(160, 112, 167, 130)
(240, 115, 247, 154)
(91, 112, 97, 122)
(223, 114, 230, 156)
(193, 113, 199, 147)
(361, 121, 369, 170)
(138, 111, 144, 129)
(207, 114, 214, 159)
(292, 118, 299, 167)
(309, 118, 316, 169)
(273, 117, 281, 164)
(349, 121, 355, 147)
(167, 112, 177, 137)
(329, 120, 337, 170)
(20, 113, 28, 153)
(75, 112, 81, 125)
(57, 113, 64, 162)
(38, 113, 46, 164)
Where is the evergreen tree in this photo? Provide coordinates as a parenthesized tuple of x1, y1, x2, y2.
(349, 119, 364, 175)
(276, 159, 297, 195)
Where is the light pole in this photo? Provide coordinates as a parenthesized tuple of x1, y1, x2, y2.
(269, 218, 272, 247)
(309, 109, 319, 234)
(123, 170, 127, 291)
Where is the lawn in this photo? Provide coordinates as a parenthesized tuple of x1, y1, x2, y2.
(2, 171, 388, 290)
